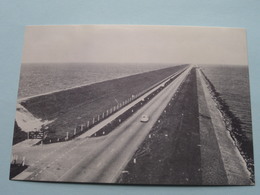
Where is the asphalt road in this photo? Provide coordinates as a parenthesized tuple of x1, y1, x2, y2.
(59, 66, 192, 183)
(13, 66, 192, 183)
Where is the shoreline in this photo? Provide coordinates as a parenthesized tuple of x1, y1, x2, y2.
(18, 64, 184, 103)
(199, 68, 254, 183)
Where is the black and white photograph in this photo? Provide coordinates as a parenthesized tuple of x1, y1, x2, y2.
(10, 25, 254, 185)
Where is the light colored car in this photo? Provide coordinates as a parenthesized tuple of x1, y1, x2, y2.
(140, 115, 149, 122)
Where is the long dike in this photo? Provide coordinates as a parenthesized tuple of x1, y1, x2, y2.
(197, 68, 252, 185)
(11, 66, 253, 185)
(13, 65, 187, 144)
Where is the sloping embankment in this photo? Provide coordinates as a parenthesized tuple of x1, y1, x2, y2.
(14, 65, 187, 144)
(200, 69, 254, 182)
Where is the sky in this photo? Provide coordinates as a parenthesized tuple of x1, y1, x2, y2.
(22, 25, 248, 65)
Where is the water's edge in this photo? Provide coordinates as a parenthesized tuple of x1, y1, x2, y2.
(200, 69, 254, 182)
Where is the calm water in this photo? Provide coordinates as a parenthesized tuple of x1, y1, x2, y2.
(18, 63, 173, 98)
(201, 64, 252, 141)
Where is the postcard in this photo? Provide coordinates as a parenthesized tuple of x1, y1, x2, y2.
(10, 25, 254, 185)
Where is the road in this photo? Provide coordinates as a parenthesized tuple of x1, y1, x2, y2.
(13, 65, 192, 183)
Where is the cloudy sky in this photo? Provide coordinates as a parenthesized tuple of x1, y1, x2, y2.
(22, 25, 248, 65)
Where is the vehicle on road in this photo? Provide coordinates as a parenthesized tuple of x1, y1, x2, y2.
(140, 115, 149, 122)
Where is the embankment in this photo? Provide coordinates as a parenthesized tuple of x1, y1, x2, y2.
(199, 69, 254, 183)
(14, 65, 187, 144)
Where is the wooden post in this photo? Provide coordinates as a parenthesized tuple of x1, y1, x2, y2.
(87, 121, 90, 128)
(80, 125, 84, 131)
(93, 117, 95, 124)
(74, 128, 76, 135)
(22, 156, 25, 166)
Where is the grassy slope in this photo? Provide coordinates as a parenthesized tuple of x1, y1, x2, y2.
(117, 68, 202, 185)
(17, 65, 186, 140)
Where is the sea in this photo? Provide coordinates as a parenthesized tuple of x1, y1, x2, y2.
(200, 64, 252, 141)
(18, 63, 173, 99)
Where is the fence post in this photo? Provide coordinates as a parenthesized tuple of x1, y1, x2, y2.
(87, 121, 89, 128)
(74, 128, 76, 135)
(93, 117, 95, 124)
(22, 156, 25, 166)
(98, 115, 100, 121)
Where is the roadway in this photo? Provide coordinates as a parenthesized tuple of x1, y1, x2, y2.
(13, 65, 192, 183)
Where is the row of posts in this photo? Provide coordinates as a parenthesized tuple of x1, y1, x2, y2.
(43, 74, 178, 143)
(64, 94, 138, 140)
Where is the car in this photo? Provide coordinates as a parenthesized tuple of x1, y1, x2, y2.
(140, 115, 149, 122)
